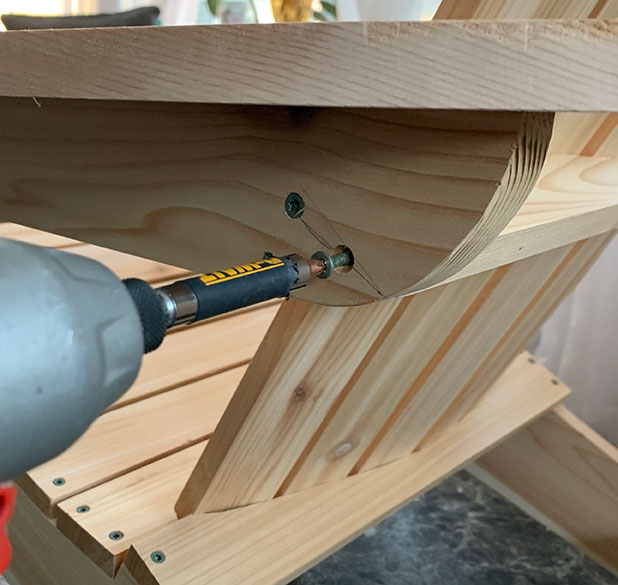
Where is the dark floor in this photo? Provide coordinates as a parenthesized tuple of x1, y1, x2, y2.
(292, 470, 618, 585)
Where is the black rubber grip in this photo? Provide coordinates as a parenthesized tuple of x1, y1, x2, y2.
(123, 278, 167, 354)
(183, 257, 298, 322)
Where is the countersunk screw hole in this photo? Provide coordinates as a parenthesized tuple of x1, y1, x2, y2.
(52, 477, 66, 486)
(151, 551, 166, 564)
(528, 357, 536, 364)
(285, 192, 305, 219)
(76, 505, 90, 514)
(551, 379, 559, 385)
(109, 531, 124, 541)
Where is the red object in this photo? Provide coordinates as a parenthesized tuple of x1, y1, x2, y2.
(0, 483, 16, 575)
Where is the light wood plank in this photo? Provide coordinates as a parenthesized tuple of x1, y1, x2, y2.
(6, 491, 127, 585)
(175, 298, 403, 515)
(420, 232, 614, 443)
(121, 353, 568, 585)
(0, 20, 617, 110)
(112, 304, 277, 409)
(355, 244, 575, 471)
(0, 222, 79, 248)
(19, 367, 245, 517)
(448, 155, 618, 284)
(69, 244, 192, 284)
(435, 0, 618, 156)
(0, 98, 550, 305)
(57, 444, 206, 576)
(472, 405, 618, 575)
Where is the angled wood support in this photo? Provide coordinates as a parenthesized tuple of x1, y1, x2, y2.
(176, 233, 612, 516)
(471, 405, 618, 576)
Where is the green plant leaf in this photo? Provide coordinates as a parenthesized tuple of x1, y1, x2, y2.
(321, 1, 337, 18)
(207, 0, 220, 16)
(313, 10, 328, 21)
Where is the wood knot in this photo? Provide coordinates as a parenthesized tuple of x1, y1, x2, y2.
(291, 386, 307, 402)
(331, 442, 353, 459)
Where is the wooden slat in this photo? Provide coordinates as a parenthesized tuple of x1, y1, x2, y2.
(279, 272, 495, 493)
(447, 154, 618, 284)
(57, 444, 206, 576)
(19, 366, 245, 517)
(0, 98, 551, 305)
(112, 304, 278, 409)
(6, 492, 129, 585)
(472, 404, 618, 575)
(68, 244, 192, 284)
(118, 352, 568, 585)
(435, 0, 618, 156)
(0, 20, 617, 110)
(175, 298, 404, 515)
(0, 222, 79, 248)
(419, 232, 614, 444)
(351, 244, 576, 471)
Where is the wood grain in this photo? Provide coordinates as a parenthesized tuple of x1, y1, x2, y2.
(121, 353, 568, 585)
(0, 97, 551, 305)
(112, 304, 277, 409)
(435, 0, 618, 156)
(19, 366, 245, 517)
(446, 154, 618, 283)
(6, 491, 128, 585)
(57, 444, 206, 576)
(175, 241, 588, 513)
(473, 405, 618, 575)
(0, 20, 616, 110)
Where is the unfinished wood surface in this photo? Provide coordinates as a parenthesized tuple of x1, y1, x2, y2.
(175, 236, 602, 514)
(0, 222, 79, 248)
(472, 405, 618, 575)
(435, 0, 618, 156)
(19, 366, 245, 517)
(6, 492, 129, 585)
(113, 304, 277, 409)
(57, 443, 206, 576)
(418, 232, 615, 444)
(119, 353, 568, 585)
(0, 98, 551, 305)
(445, 155, 618, 283)
(175, 297, 403, 515)
(0, 20, 617, 110)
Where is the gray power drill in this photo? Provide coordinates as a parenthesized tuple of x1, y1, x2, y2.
(0, 238, 351, 482)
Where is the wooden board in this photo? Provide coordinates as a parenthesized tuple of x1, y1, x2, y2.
(0, 20, 617, 110)
(434, 0, 618, 157)
(175, 236, 607, 515)
(0, 98, 551, 305)
(117, 353, 568, 585)
(113, 304, 277, 409)
(19, 366, 246, 517)
(472, 404, 618, 575)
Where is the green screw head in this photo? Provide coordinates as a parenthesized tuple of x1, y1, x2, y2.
(151, 551, 166, 564)
(76, 505, 90, 514)
(52, 477, 66, 486)
(284, 192, 305, 219)
(109, 531, 124, 541)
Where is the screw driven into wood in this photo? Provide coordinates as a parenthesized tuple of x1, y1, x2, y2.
(76, 505, 90, 514)
(109, 531, 124, 541)
(284, 192, 305, 219)
(151, 551, 166, 564)
(52, 477, 65, 486)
